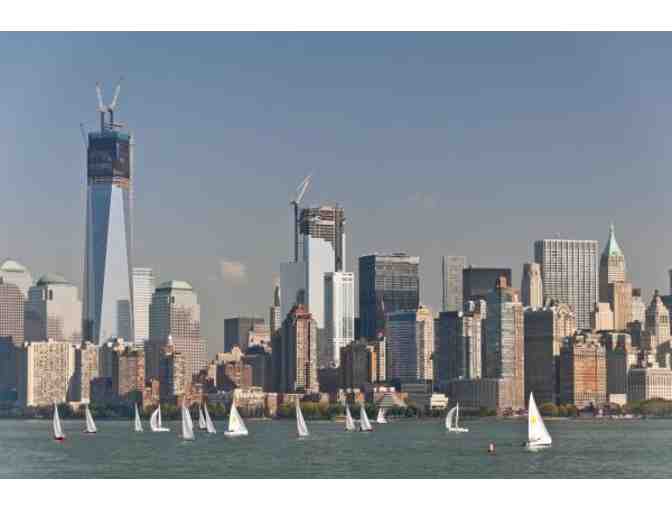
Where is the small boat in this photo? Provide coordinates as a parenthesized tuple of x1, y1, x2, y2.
(150, 405, 171, 432)
(524, 393, 552, 451)
(83, 405, 97, 434)
(203, 404, 217, 434)
(53, 403, 65, 442)
(446, 403, 469, 433)
(359, 405, 373, 432)
(223, 403, 249, 438)
(344, 404, 356, 432)
(198, 405, 207, 431)
(376, 408, 388, 424)
(134, 403, 144, 433)
(181, 403, 195, 441)
(296, 400, 310, 438)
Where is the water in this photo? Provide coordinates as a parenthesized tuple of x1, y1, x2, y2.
(0, 418, 669, 478)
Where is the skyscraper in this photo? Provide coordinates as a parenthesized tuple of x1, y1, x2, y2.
(441, 256, 466, 312)
(323, 271, 355, 368)
(599, 224, 626, 302)
(299, 206, 346, 271)
(16, 339, 76, 407)
(643, 291, 670, 364)
(358, 253, 420, 340)
(462, 266, 512, 303)
(274, 304, 319, 394)
(224, 317, 265, 353)
(436, 300, 485, 383)
(521, 262, 543, 309)
(534, 239, 599, 330)
(0, 259, 32, 298)
(386, 305, 434, 383)
(132, 268, 155, 344)
(0, 279, 24, 391)
(25, 274, 82, 344)
(269, 280, 281, 335)
(83, 85, 134, 344)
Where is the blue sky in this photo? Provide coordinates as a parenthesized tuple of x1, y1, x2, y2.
(2, 32, 672, 356)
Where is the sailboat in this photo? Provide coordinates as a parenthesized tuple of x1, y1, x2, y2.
(445, 403, 469, 433)
(525, 393, 552, 451)
(84, 405, 97, 434)
(198, 405, 207, 431)
(359, 405, 373, 432)
(223, 403, 249, 438)
(296, 400, 310, 438)
(53, 403, 65, 442)
(181, 403, 195, 441)
(203, 404, 217, 434)
(376, 408, 388, 424)
(344, 404, 356, 432)
(149, 405, 171, 432)
(134, 403, 144, 433)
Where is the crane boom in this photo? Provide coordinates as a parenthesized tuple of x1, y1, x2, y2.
(109, 77, 123, 111)
(294, 174, 312, 205)
(95, 82, 105, 112)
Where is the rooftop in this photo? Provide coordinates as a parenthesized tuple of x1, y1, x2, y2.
(157, 280, 193, 292)
(0, 259, 29, 274)
(36, 273, 70, 286)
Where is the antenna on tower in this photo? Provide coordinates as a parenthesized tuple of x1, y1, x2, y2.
(79, 123, 89, 149)
(290, 174, 312, 262)
(95, 77, 125, 131)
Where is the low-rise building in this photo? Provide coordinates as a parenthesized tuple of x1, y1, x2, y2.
(446, 378, 518, 413)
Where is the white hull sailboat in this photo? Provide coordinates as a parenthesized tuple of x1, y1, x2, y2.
(446, 403, 469, 433)
(53, 403, 65, 442)
(359, 405, 373, 433)
(84, 405, 98, 434)
(224, 403, 249, 438)
(203, 404, 217, 434)
(181, 403, 195, 441)
(376, 408, 388, 425)
(198, 405, 207, 431)
(134, 403, 144, 433)
(525, 392, 552, 451)
(296, 400, 310, 438)
(150, 405, 171, 432)
(344, 404, 356, 432)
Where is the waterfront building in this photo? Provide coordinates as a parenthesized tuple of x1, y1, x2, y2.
(132, 268, 155, 344)
(521, 262, 543, 310)
(441, 256, 466, 313)
(386, 305, 434, 383)
(446, 378, 517, 413)
(323, 271, 355, 368)
(436, 300, 485, 384)
(599, 225, 627, 303)
(82, 96, 134, 344)
(274, 305, 319, 394)
(591, 302, 614, 332)
(524, 302, 576, 404)
(269, 281, 281, 335)
(0, 259, 32, 298)
(534, 238, 599, 330)
(224, 317, 265, 353)
(462, 266, 512, 303)
(627, 364, 672, 402)
(602, 332, 638, 403)
(484, 277, 525, 410)
(25, 274, 82, 344)
(559, 332, 607, 409)
(359, 253, 420, 340)
(112, 344, 145, 402)
(16, 339, 75, 407)
(73, 342, 99, 403)
(158, 340, 187, 401)
(149, 280, 206, 378)
(339, 337, 385, 389)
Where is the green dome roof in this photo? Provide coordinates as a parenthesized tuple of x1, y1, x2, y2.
(0, 259, 28, 273)
(603, 224, 623, 257)
(157, 280, 193, 291)
(36, 273, 69, 286)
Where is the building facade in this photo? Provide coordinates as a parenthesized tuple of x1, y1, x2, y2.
(323, 271, 355, 368)
(224, 317, 265, 353)
(599, 225, 626, 303)
(559, 332, 607, 409)
(274, 305, 319, 394)
(17, 339, 76, 407)
(132, 267, 155, 344)
(609, 281, 633, 331)
(25, 274, 82, 344)
(441, 256, 466, 313)
(591, 302, 614, 332)
(463, 267, 512, 303)
(386, 305, 434, 382)
(73, 341, 99, 403)
(0, 259, 32, 298)
(112, 344, 145, 402)
(521, 262, 543, 310)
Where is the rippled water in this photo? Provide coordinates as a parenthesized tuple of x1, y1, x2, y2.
(0, 417, 670, 478)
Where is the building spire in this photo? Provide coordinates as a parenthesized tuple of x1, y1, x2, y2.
(603, 223, 623, 257)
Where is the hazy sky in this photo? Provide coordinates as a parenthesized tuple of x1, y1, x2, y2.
(2, 32, 672, 357)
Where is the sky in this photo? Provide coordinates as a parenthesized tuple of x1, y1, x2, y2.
(2, 32, 672, 357)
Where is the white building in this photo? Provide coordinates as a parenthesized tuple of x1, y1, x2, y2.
(17, 339, 76, 407)
(25, 274, 82, 344)
(132, 267, 155, 344)
(0, 259, 33, 298)
(324, 271, 355, 368)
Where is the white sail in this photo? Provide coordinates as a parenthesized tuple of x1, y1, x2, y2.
(85, 405, 97, 434)
(296, 401, 310, 437)
(359, 405, 373, 432)
(445, 406, 457, 430)
(345, 405, 356, 432)
(224, 403, 249, 437)
(53, 403, 65, 440)
(528, 393, 552, 448)
(376, 408, 387, 424)
(150, 405, 170, 432)
(134, 404, 143, 433)
(203, 404, 216, 434)
(198, 405, 207, 430)
(181, 404, 195, 441)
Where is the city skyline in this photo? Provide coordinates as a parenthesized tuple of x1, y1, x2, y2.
(5, 33, 672, 356)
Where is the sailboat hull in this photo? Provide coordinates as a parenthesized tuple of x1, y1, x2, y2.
(448, 427, 469, 433)
(223, 431, 248, 438)
(152, 428, 171, 432)
(525, 442, 552, 451)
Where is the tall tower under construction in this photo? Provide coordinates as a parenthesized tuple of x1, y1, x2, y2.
(83, 81, 134, 343)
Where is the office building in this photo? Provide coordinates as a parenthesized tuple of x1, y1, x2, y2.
(643, 291, 671, 366)
(386, 305, 434, 382)
(0, 259, 32, 298)
(83, 94, 134, 344)
(628, 364, 672, 402)
(323, 271, 355, 368)
(521, 263, 543, 309)
(112, 344, 145, 402)
(559, 332, 607, 409)
(359, 253, 420, 340)
(339, 337, 386, 389)
(484, 277, 524, 410)
(441, 256, 466, 312)
(25, 274, 82, 344)
(463, 267, 512, 303)
(224, 317, 265, 353)
(244, 346, 273, 392)
(17, 339, 75, 407)
(534, 239, 599, 330)
(148, 280, 206, 378)
(0, 279, 24, 346)
(99, 337, 127, 379)
(73, 342, 99, 403)
(158, 340, 187, 400)
(274, 305, 319, 394)
(132, 268, 155, 344)
(599, 225, 626, 302)
(524, 303, 576, 404)
(299, 206, 346, 271)
(608, 281, 633, 331)
(269, 280, 281, 335)
(602, 332, 638, 403)
(591, 302, 614, 332)
(216, 360, 253, 391)
(631, 288, 646, 326)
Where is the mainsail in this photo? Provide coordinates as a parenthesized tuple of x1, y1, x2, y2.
(296, 401, 310, 437)
(203, 404, 217, 434)
(84, 405, 97, 434)
(150, 405, 170, 432)
(445, 405, 457, 430)
(345, 405, 356, 432)
(528, 393, 552, 448)
(225, 403, 249, 436)
(376, 408, 387, 424)
(134, 403, 143, 433)
(53, 403, 65, 440)
(198, 405, 207, 430)
(181, 403, 195, 441)
(359, 405, 373, 432)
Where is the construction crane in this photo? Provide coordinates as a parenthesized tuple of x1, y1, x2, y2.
(95, 77, 124, 131)
(290, 174, 312, 262)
